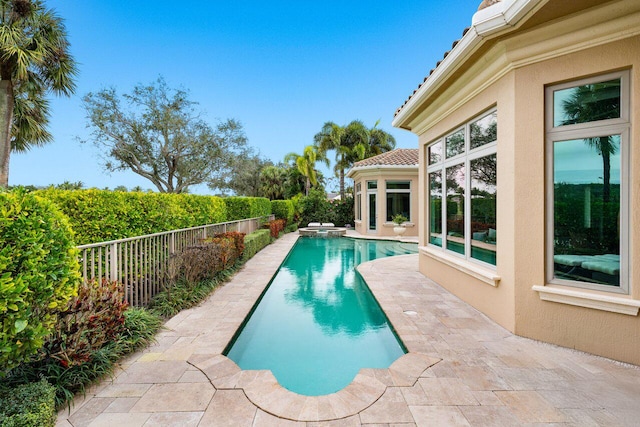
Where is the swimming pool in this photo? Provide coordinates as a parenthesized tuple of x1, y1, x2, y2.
(224, 237, 418, 395)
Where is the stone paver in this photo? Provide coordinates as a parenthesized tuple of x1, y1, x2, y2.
(57, 233, 640, 426)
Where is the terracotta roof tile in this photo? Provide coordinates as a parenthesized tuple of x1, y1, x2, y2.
(352, 149, 419, 168)
(394, 0, 503, 118)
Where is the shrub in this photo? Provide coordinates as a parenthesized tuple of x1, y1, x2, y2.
(242, 229, 271, 261)
(223, 197, 251, 221)
(299, 188, 332, 226)
(271, 199, 294, 223)
(0, 379, 56, 427)
(224, 197, 271, 221)
(215, 232, 245, 259)
(3, 307, 162, 409)
(0, 190, 81, 375)
(250, 197, 272, 218)
(41, 279, 128, 368)
(329, 196, 354, 227)
(269, 219, 286, 238)
(35, 189, 227, 244)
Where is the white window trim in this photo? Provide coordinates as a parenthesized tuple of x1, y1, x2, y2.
(544, 70, 630, 295)
(385, 180, 412, 222)
(426, 108, 498, 269)
(355, 183, 362, 221)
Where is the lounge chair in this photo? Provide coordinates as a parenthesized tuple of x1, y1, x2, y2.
(307, 222, 321, 227)
(321, 222, 334, 227)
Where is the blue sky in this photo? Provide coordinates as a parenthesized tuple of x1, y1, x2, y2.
(11, 0, 481, 194)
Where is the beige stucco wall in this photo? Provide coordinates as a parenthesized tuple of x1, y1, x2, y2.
(351, 169, 419, 238)
(407, 2, 640, 365)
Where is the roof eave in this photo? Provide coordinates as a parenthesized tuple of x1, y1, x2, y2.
(346, 164, 419, 178)
(392, 0, 543, 131)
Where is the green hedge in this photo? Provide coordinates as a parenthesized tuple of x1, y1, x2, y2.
(242, 229, 272, 261)
(0, 379, 56, 427)
(224, 197, 271, 221)
(271, 200, 294, 223)
(35, 189, 227, 245)
(0, 190, 81, 374)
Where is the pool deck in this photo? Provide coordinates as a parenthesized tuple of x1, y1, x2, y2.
(57, 232, 640, 426)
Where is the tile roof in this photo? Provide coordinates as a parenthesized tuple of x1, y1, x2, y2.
(351, 149, 419, 168)
(393, 0, 502, 118)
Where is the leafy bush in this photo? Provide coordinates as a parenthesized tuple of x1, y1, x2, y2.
(0, 190, 81, 375)
(242, 229, 272, 261)
(250, 197, 272, 218)
(224, 196, 271, 221)
(328, 196, 354, 227)
(299, 188, 332, 226)
(42, 279, 128, 368)
(35, 189, 227, 244)
(269, 219, 286, 238)
(3, 307, 162, 409)
(223, 197, 251, 221)
(215, 231, 245, 259)
(0, 379, 56, 427)
(271, 200, 294, 223)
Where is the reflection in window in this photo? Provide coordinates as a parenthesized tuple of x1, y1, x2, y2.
(553, 79, 621, 127)
(386, 181, 411, 222)
(446, 163, 465, 255)
(355, 183, 362, 220)
(553, 136, 620, 286)
(470, 154, 497, 265)
(429, 172, 442, 247)
(429, 141, 442, 165)
(445, 129, 465, 158)
(470, 111, 497, 150)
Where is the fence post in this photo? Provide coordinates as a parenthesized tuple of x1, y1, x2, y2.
(110, 242, 118, 282)
(170, 231, 175, 255)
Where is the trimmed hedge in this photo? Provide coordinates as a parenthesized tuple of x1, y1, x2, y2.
(242, 229, 272, 261)
(35, 189, 227, 245)
(224, 196, 271, 221)
(271, 200, 294, 223)
(0, 190, 81, 374)
(0, 379, 56, 427)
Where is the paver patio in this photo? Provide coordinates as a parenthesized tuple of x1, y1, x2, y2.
(57, 232, 640, 426)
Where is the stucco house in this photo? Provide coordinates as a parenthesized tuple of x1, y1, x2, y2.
(347, 149, 418, 238)
(392, 0, 640, 365)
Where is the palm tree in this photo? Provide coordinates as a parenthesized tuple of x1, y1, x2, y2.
(315, 120, 396, 200)
(366, 119, 396, 157)
(284, 145, 328, 196)
(259, 165, 286, 200)
(0, 0, 77, 187)
(314, 120, 367, 200)
(562, 82, 619, 202)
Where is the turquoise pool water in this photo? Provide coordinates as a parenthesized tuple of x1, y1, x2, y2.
(224, 237, 418, 396)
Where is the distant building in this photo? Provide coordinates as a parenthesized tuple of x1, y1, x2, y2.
(347, 149, 419, 238)
(393, 0, 640, 365)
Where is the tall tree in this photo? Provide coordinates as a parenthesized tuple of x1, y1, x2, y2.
(314, 120, 395, 200)
(259, 164, 287, 200)
(562, 82, 620, 202)
(284, 145, 327, 196)
(367, 120, 396, 157)
(212, 151, 271, 196)
(82, 77, 248, 194)
(0, 0, 77, 187)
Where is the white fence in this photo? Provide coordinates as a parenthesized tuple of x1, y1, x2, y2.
(77, 216, 272, 307)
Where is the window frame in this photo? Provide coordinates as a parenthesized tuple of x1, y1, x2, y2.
(545, 70, 630, 294)
(385, 180, 412, 222)
(355, 182, 362, 221)
(426, 107, 498, 268)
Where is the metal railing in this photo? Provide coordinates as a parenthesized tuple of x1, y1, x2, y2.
(77, 216, 272, 307)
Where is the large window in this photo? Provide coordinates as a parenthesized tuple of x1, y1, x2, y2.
(386, 181, 411, 222)
(546, 71, 629, 292)
(355, 183, 362, 221)
(427, 109, 497, 266)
